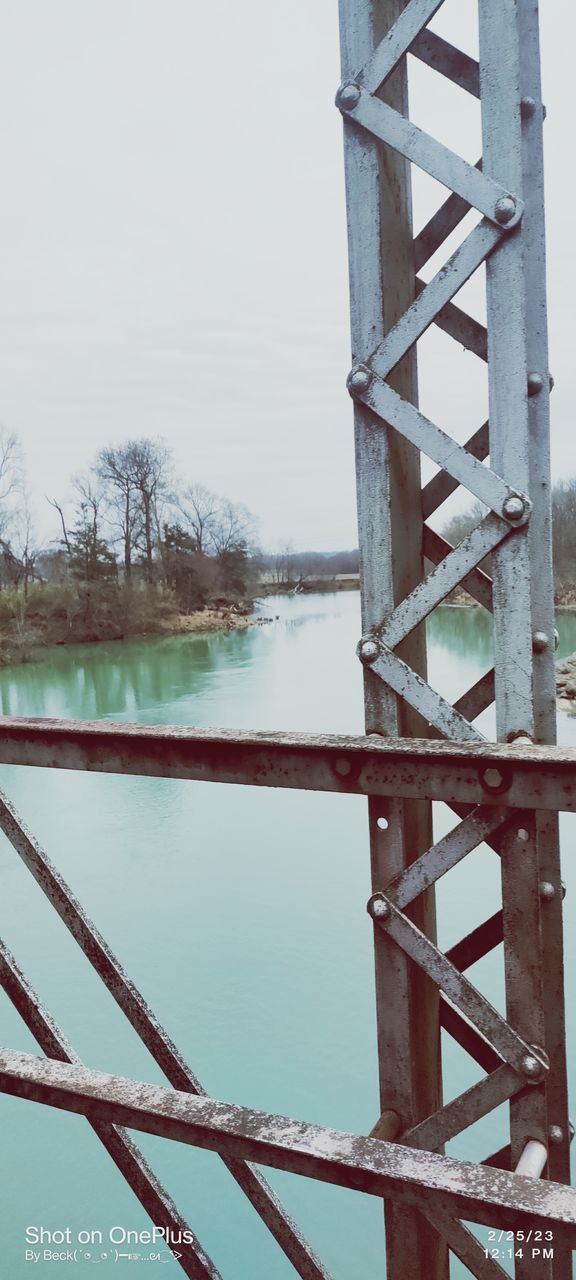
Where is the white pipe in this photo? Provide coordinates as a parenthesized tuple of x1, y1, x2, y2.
(515, 1140, 548, 1178)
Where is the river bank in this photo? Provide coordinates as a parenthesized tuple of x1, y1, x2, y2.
(0, 601, 273, 666)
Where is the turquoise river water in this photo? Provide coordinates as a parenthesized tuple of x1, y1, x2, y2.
(1, 593, 576, 1280)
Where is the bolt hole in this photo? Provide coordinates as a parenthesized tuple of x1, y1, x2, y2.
(517, 828, 529, 843)
(377, 817, 389, 831)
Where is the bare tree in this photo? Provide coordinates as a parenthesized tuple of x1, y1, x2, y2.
(177, 483, 219, 554)
(47, 497, 71, 553)
(10, 493, 40, 600)
(0, 429, 24, 552)
(0, 428, 23, 506)
(125, 439, 172, 582)
(95, 443, 141, 579)
(210, 499, 257, 557)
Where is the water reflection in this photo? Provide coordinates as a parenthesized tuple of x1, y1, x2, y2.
(0, 631, 259, 722)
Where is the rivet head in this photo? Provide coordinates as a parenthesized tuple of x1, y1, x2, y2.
(347, 364, 372, 396)
(335, 82, 361, 113)
(368, 893, 390, 921)
(554, 628, 560, 652)
(532, 630, 549, 653)
(494, 196, 517, 225)
(482, 766, 504, 791)
(549, 1125, 564, 1145)
(520, 96, 537, 119)
(358, 637, 379, 664)
(521, 1053, 546, 1082)
(561, 881, 567, 900)
(549, 374, 555, 392)
(502, 494, 525, 522)
(335, 758, 352, 777)
(527, 372, 544, 396)
(539, 881, 556, 901)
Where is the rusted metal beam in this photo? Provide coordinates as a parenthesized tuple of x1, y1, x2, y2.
(422, 526, 493, 612)
(423, 1211, 510, 1280)
(446, 912, 504, 973)
(400, 1065, 524, 1153)
(0, 942, 222, 1280)
(414, 162, 483, 273)
(0, 718, 575, 810)
(439, 999, 502, 1075)
(339, 0, 444, 1269)
(0, 791, 331, 1280)
(421, 422, 490, 519)
(383, 806, 509, 908)
(2, 1049, 576, 1246)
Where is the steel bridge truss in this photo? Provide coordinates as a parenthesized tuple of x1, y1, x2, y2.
(335, 0, 572, 1277)
(0, 3, 574, 1280)
(0, 726, 575, 1280)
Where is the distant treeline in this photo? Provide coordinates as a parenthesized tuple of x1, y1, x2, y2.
(257, 548, 359, 585)
(0, 432, 259, 647)
(0, 418, 573, 653)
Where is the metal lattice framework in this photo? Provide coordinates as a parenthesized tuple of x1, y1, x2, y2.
(0, 726, 576, 1279)
(0, 3, 574, 1280)
(335, 0, 572, 1277)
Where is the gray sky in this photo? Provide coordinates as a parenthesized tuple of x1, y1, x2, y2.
(0, 1, 574, 552)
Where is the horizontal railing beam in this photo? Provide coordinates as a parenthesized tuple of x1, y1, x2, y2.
(2, 1049, 576, 1245)
(0, 718, 574, 811)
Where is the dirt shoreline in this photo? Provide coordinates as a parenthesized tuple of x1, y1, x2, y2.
(0, 604, 274, 667)
(159, 607, 272, 635)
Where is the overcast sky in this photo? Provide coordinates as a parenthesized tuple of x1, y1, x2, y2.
(0, 1, 574, 552)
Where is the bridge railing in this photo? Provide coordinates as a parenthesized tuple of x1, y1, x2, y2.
(0, 717, 575, 1280)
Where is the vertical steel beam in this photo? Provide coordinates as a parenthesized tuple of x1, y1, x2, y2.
(517, 2, 571, 1276)
(479, 7, 570, 1279)
(338, 0, 570, 1277)
(338, 4, 446, 1276)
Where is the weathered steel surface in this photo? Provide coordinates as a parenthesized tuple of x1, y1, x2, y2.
(452, 669, 496, 722)
(0, 791, 331, 1280)
(340, 90, 520, 225)
(401, 1065, 524, 1153)
(420, 422, 490, 519)
(446, 912, 504, 974)
(416, 282, 488, 361)
(337, 0, 445, 1269)
(410, 29, 480, 97)
(384, 807, 509, 908)
(370, 220, 503, 379)
(414, 164, 483, 273)
(438, 999, 502, 1075)
(338, 0, 445, 1272)
(424, 1212, 509, 1280)
(517, 0, 571, 1256)
(422, 528, 493, 613)
(0, 718, 576, 809)
(2, 1050, 576, 1245)
(363, 651, 485, 740)
(371, 900, 547, 1074)
(378, 518, 508, 647)
(335, 0, 572, 1274)
(359, 0, 445, 92)
(353, 383, 511, 517)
